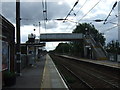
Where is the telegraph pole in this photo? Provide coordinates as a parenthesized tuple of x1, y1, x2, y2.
(118, 1, 120, 43)
(16, 0, 21, 76)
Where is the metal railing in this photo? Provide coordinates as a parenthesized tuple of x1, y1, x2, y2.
(84, 34, 107, 59)
(98, 42, 108, 57)
(89, 34, 107, 57)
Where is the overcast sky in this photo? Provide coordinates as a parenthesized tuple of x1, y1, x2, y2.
(1, 0, 119, 51)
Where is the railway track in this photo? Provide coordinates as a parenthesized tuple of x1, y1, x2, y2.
(52, 58, 92, 89)
(50, 54, 120, 89)
(62, 64, 93, 89)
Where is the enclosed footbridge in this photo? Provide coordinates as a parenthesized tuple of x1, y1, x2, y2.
(40, 33, 83, 41)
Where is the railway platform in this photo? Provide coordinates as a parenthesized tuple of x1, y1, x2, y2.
(3, 57, 46, 89)
(61, 55, 120, 69)
(2, 54, 68, 89)
(41, 54, 68, 89)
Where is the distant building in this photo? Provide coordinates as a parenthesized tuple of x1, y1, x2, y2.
(20, 34, 46, 66)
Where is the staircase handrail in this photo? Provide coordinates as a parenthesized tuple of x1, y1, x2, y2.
(89, 34, 97, 46)
(98, 42, 108, 57)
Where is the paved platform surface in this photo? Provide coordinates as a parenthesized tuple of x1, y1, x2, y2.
(2, 54, 68, 89)
(41, 54, 68, 89)
(3, 55, 46, 89)
(61, 55, 120, 69)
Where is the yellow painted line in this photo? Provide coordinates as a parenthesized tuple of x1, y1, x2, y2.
(40, 55, 48, 90)
(96, 57, 108, 60)
(41, 54, 69, 89)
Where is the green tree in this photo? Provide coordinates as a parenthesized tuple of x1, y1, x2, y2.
(54, 43, 71, 54)
(71, 23, 106, 57)
(72, 23, 105, 46)
(106, 40, 120, 54)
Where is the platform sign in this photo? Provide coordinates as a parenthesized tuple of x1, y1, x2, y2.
(2, 41, 9, 71)
(28, 46, 34, 54)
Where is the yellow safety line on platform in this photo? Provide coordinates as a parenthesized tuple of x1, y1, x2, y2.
(97, 57, 108, 60)
(40, 55, 50, 89)
(40, 54, 68, 89)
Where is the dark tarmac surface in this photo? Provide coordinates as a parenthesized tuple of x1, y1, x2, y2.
(3, 55, 46, 89)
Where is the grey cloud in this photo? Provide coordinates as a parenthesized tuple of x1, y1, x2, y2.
(45, 21, 58, 29)
(2, 2, 16, 23)
(47, 2, 70, 19)
(105, 28, 118, 42)
(79, 10, 118, 31)
(1, 1, 118, 44)
(21, 34, 28, 43)
(20, 2, 43, 26)
(1, 2, 71, 27)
